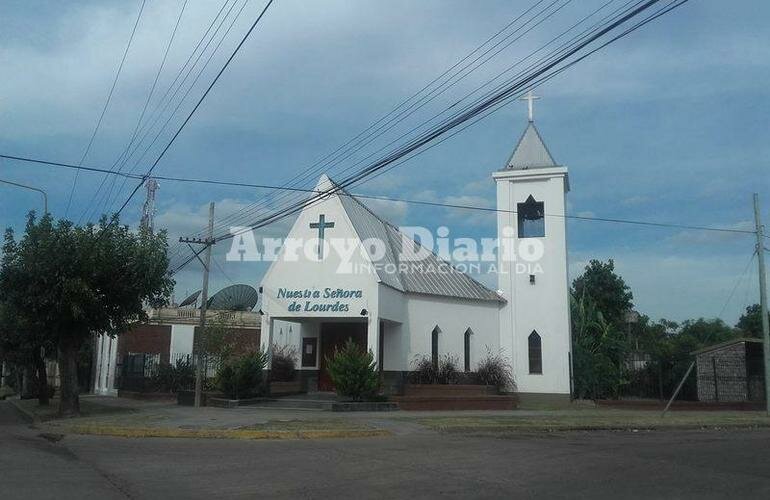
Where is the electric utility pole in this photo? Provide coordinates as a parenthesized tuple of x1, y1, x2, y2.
(753, 193, 770, 415)
(179, 202, 215, 408)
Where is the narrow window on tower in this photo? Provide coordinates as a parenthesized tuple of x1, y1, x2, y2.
(431, 326, 441, 370)
(517, 195, 545, 238)
(528, 331, 542, 374)
(464, 328, 473, 372)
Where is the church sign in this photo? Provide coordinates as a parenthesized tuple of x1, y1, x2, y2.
(277, 287, 364, 313)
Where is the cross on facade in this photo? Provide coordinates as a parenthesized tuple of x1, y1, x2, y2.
(309, 213, 335, 258)
(519, 90, 540, 122)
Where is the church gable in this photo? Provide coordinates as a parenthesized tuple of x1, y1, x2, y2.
(260, 175, 381, 297)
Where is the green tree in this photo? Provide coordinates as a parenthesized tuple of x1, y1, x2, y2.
(572, 259, 633, 328)
(570, 291, 628, 399)
(736, 304, 768, 338)
(1, 226, 57, 405)
(0, 213, 173, 416)
(668, 318, 736, 358)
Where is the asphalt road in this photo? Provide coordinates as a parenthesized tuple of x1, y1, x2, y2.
(2, 401, 770, 499)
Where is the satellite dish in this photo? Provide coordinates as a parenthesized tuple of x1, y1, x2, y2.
(178, 290, 201, 308)
(206, 284, 259, 311)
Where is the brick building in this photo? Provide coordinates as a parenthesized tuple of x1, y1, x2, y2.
(93, 306, 261, 395)
(694, 338, 765, 402)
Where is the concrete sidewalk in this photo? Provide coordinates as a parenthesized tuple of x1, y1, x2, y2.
(14, 396, 770, 440)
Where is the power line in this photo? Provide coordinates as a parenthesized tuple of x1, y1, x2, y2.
(202, 0, 579, 239)
(81, 0, 190, 224)
(718, 251, 757, 319)
(197, 0, 667, 243)
(2, 151, 756, 238)
(64, 0, 147, 217)
(114, 0, 276, 219)
(211, 0, 690, 252)
(106, 0, 247, 215)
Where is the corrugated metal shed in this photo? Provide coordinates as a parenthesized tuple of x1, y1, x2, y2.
(335, 182, 503, 303)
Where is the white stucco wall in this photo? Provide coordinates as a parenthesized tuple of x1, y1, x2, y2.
(494, 167, 572, 395)
(403, 294, 501, 372)
(169, 324, 195, 358)
(93, 333, 118, 396)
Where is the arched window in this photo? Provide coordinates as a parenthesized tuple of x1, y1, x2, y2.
(528, 331, 542, 374)
(464, 328, 473, 372)
(431, 326, 441, 370)
(517, 195, 545, 238)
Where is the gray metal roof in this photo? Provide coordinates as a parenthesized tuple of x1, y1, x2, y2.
(334, 181, 503, 303)
(691, 338, 762, 356)
(504, 121, 557, 170)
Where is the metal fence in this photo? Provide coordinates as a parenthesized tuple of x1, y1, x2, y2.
(619, 354, 698, 401)
(117, 352, 222, 392)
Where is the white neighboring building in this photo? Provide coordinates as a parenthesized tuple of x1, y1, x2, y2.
(260, 113, 572, 401)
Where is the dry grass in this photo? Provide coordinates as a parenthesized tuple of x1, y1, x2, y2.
(60, 424, 388, 440)
(411, 410, 770, 433)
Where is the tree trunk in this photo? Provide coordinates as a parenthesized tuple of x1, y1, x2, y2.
(22, 365, 32, 398)
(57, 337, 80, 417)
(34, 352, 49, 406)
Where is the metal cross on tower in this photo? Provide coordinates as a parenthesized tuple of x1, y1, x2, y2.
(519, 90, 541, 122)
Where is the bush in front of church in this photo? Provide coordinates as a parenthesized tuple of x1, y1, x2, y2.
(409, 354, 460, 384)
(270, 344, 298, 382)
(326, 339, 379, 401)
(217, 351, 268, 399)
(475, 348, 516, 392)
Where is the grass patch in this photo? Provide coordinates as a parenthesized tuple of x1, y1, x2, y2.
(13, 398, 137, 422)
(411, 410, 770, 433)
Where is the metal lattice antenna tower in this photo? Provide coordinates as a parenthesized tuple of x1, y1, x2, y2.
(140, 178, 159, 233)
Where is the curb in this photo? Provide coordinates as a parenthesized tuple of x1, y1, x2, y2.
(432, 422, 770, 433)
(56, 425, 391, 440)
(8, 399, 41, 425)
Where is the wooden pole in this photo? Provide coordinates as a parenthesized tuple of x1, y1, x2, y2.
(752, 193, 770, 414)
(181, 202, 216, 408)
(661, 361, 695, 417)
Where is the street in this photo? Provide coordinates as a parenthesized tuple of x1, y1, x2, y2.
(2, 401, 770, 499)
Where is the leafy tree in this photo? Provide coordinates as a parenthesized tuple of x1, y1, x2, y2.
(736, 304, 768, 338)
(0, 213, 173, 416)
(570, 290, 628, 399)
(572, 259, 633, 328)
(326, 339, 379, 401)
(667, 318, 736, 359)
(1, 226, 56, 405)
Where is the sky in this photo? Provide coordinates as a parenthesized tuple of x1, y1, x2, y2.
(0, 0, 768, 325)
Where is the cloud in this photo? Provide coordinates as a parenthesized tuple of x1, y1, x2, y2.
(569, 248, 757, 325)
(358, 197, 409, 224)
(665, 220, 754, 246)
(621, 195, 652, 207)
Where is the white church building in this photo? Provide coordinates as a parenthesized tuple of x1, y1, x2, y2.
(260, 105, 572, 402)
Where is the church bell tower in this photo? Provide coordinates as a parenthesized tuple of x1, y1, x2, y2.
(493, 92, 571, 398)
